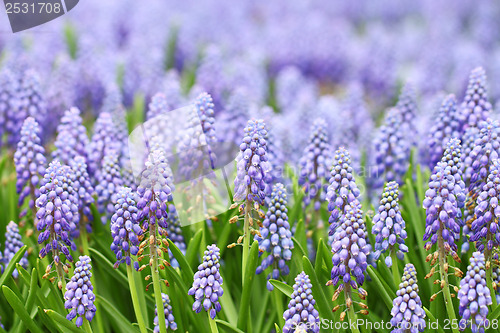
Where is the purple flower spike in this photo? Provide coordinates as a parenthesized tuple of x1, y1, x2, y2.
(255, 184, 294, 290)
(328, 200, 370, 296)
(147, 93, 170, 120)
(371, 108, 410, 192)
(282, 272, 319, 333)
(458, 252, 492, 333)
(36, 160, 77, 264)
(136, 149, 175, 232)
(69, 156, 95, 232)
(471, 159, 500, 252)
(110, 186, 141, 268)
(4, 221, 28, 278)
(64, 256, 96, 327)
(298, 119, 331, 211)
(396, 83, 418, 137)
(459, 67, 491, 134)
(428, 94, 461, 169)
(95, 149, 123, 224)
(14, 117, 46, 215)
(390, 264, 426, 332)
(326, 148, 360, 235)
(0, 69, 18, 147)
(166, 206, 186, 269)
(154, 293, 178, 332)
(188, 244, 223, 320)
(87, 112, 117, 178)
(372, 181, 408, 267)
(7, 69, 47, 146)
(53, 107, 89, 165)
(423, 138, 465, 260)
(233, 119, 272, 206)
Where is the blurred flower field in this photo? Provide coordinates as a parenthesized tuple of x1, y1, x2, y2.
(1, 0, 500, 332)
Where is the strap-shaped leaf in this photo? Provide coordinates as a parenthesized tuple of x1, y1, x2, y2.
(237, 241, 259, 331)
(44, 309, 82, 333)
(2, 286, 43, 333)
(0, 246, 27, 286)
(215, 319, 246, 333)
(167, 239, 194, 286)
(366, 266, 394, 310)
(302, 256, 335, 322)
(185, 229, 203, 267)
(269, 280, 292, 298)
(97, 295, 139, 333)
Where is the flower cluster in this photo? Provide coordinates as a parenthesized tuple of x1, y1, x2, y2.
(423, 138, 465, 260)
(110, 186, 142, 268)
(87, 112, 117, 177)
(462, 126, 480, 187)
(154, 293, 178, 332)
(427, 94, 461, 169)
(64, 256, 97, 327)
(328, 200, 370, 305)
(471, 158, 500, 252)
(166, 206, 186, 268)
(52, 107, 89, 165)
(371, 108, 410, 191)
(69, 156, 95, 233)
(14, 117, 46, 215)
(188, 244, 223, 319)
(233, 119, 272, 206)
(36, 161, 77, 265)
(326, 147, 360, 235)
(372, 181, 408, 267)
(95, 149, 123, 224)
(282, 272, 320, 333)
(459, 67, 491, 133)
(255, 183, 294, 290)
(396, 83, 418, 138)
(298, 119, 331, 211)
(390, 264, 426, 332)
(458, 252, 492, 333)
(4, 221, 28, 278)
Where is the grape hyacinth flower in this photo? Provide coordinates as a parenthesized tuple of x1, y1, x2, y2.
(255, 183, 294, 290)
(326, 147, 361, 235)
(298, 119, 331, 212)
(459, 67, 491, 134)
(462, 126, 480, 188)
(110, 186, 141, 268)
(154, 294, 177, 332)
(53, 107, 89, 165)
(282, 272, 320, 333)
(87, 112, 117, 178)
(396, 82, 419, 142)
(69, 156, 95, 234)
(458, 252, 492, 333)
(188, 244, 223, 320)
(64, 256, 96, 328)
(36, 160, 77, 287)
(166, 206, 186, 269)
(371, 108, 410, 194)
(95, 149, 123, 224)
(327, 200, 370, 319)
(232, 119, 272, 286)
(390, 264, 426, 332)
(14, 117, 46, 218)
(428, 94, 461, 169)
(0, 69, 18, 147)
(135, 149, 175, 333)
(372, 181, 408, 268)
(423, 138, 465, 323)
(4, 221, 28, 278)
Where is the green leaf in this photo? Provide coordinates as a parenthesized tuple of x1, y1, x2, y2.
(44, 309, 82, 333)
(37, 306, 65, 332)
(424, 307, 445, 333)
(237, 241, 259, 331)
(302, 256, 334, 322)
(2, 286, 43, 333)
(215, 320, 246, 333)
(0, 246, 27, 286)
(167, 239, 194, 286)
(89, 248, 128, 289)
(274, 323, 281, 333)
(269, 280, 292, 298)
(97, 295, 138, 333)
(185, 229, 203, 267)
(366, 266, 394, 310)
(490, 304, 500, 320)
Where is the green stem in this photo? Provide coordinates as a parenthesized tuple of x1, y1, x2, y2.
(391, 249, 400, 287)
(438, 229, 459, 333)
(83, 319, 93, 333)
(208, 312, 219, 333)
(127, 265, 148, 333)
(242, 200, 251, 288)
(485, 246, 498, 309)
(55, 261, 66, 293)
(345, 286, 360, 333)
(273, 289, 284, 329)
(151, 224, 167, 333)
